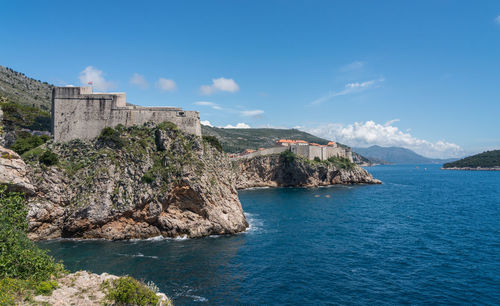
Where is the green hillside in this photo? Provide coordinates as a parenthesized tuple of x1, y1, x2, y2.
(443, 150, 500, 168)
(0, 66, 53, 111)
(202, 125, 335, 153)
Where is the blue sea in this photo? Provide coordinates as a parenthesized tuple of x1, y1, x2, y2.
(39, 165, 500, 305)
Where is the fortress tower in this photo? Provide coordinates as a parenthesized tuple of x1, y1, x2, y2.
(51, 87, 201, 142)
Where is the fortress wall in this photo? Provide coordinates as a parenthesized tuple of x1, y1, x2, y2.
(308, 146, 322, 160)
(233, 147, 288, 160)
(52, 87, 201, 142)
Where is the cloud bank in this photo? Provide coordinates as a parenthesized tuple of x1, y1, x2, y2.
(79, 66, 115, 91)
(240, 109, 264, 117)
(201, 77, 239, 95)
(303, 120, 463, 158)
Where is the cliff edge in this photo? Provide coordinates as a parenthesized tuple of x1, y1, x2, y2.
(234, 152, 381, 189)
(24, 123, 248, 240)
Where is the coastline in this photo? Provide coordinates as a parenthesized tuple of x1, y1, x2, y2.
(441, 167, 500, 171)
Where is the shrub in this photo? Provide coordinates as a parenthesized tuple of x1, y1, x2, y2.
(202, 135, 223, 152)
(313, 156, 321, 162)
(280, 150, 296, 165)
(0, 187, 64, 281)
(141, 173, 155, 184)
(34, 280, 58, 295)
(327, 156, 355, 170)
(39, 150, 58, 166)
(98, 127, 125, 149)
(157, 121, 178, 131)
(103, 276, 159, 306)
(10, 134, 47, 155)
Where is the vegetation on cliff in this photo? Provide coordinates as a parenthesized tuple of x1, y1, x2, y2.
(0, 186, 64, 304)
(443, 150, 500, 168)
(23, 121, 248, 240)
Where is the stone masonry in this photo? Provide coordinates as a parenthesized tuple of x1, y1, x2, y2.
(52, 87, 201, 142)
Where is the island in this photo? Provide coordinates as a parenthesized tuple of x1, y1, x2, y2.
(442, 150, 500, 171)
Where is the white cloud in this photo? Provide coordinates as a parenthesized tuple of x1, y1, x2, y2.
(240, 109, 264, 117)
(311, 77, 384, 105)
(156, 78, 177, 92)
(200, 120, 212, 126)
(79, 66, 115, 91)
(223, 123, 251, 129)
(303, 120, 463, 158)
(200, 77, 239, 95)
(495, 15, 500, 24)
(340, 61, 364, 72)
(129, 73, 149, 89)
(194, 101, 222, 110)
(384, 118, 400, 126)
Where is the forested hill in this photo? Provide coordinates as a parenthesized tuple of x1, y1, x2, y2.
(443, 150, 500, 168)
(0, 65, 53, 111)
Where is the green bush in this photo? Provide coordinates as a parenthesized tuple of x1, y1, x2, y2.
(157, 121, 178, 131)
(327, 156, 355, 170)
(98, 127, 125, 149)
(10, 133, 48, 155)
(0, 187, 64, 281)
(38, 150, 58, 166)
(0, 101, 51, 132)
(280, 150, 296, 165)
(313, 156, 321, 162)
(34, 280, 58, 295)
(103, 276, 159, 306)
(141, 173, 155, 184)
(202, 135, 223, 152)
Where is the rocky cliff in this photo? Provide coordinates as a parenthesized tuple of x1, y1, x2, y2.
(234, 153, 381, 189)
(23, 123, 248, 240)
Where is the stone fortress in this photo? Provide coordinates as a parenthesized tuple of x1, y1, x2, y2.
(52, 86, 201, 142)
(233, 139, 353, 162)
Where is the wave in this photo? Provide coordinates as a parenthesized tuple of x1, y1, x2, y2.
(116, 252, 159, 259)
(243, 212, 264, 234)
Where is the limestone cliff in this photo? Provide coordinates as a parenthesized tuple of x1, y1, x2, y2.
(234, 153, 381, 189)
(24, 123, 248, 240)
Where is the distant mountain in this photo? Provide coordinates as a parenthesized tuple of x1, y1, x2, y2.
(0, 65, 53, 111)
(201, 125, 372, 164)
(353, 145, 457, 164)
(443, 150, 500, 169)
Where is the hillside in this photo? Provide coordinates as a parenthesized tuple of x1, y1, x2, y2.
(0, 65, 53, 111)
(443, 150, 500, 169)
(353, 145, 457, 164)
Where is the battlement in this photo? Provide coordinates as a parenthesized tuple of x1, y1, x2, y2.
(52, 86, 201, 142)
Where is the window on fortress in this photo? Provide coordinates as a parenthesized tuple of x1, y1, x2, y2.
(177, 111, 186, 117)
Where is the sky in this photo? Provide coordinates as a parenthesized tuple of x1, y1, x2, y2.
(1, 0, 499, 158)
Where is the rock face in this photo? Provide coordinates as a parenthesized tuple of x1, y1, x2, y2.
(26, 124, 248, 240)
(234, 154, 381, 189)
(0, 145, 35, 194)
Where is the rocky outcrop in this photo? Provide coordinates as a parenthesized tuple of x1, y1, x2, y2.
(25, 124, 248, 240)
(0, 145, 35, 194)
(31, 271, 171, 306)
(234, 153, 381, 189)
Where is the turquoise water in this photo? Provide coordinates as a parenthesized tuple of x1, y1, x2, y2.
(39, 165, 500, 305)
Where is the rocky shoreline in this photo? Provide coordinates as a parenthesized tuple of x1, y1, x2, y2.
(1, 123, 382, 242)
(441, 167, 500, 171)
(234, 153, 381, 190)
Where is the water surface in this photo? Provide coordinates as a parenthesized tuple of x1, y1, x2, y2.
(39, 165, 500, 304)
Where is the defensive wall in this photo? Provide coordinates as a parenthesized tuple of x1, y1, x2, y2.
(52, 87, 201, 142)
(233, 144, 353, 162)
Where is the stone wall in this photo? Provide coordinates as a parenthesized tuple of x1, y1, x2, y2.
(52, 87, 201, 142)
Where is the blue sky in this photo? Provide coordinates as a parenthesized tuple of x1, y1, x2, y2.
(1, 1, 499, 158)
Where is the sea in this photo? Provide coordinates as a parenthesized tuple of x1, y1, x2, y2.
(39, 164, 500, 305)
